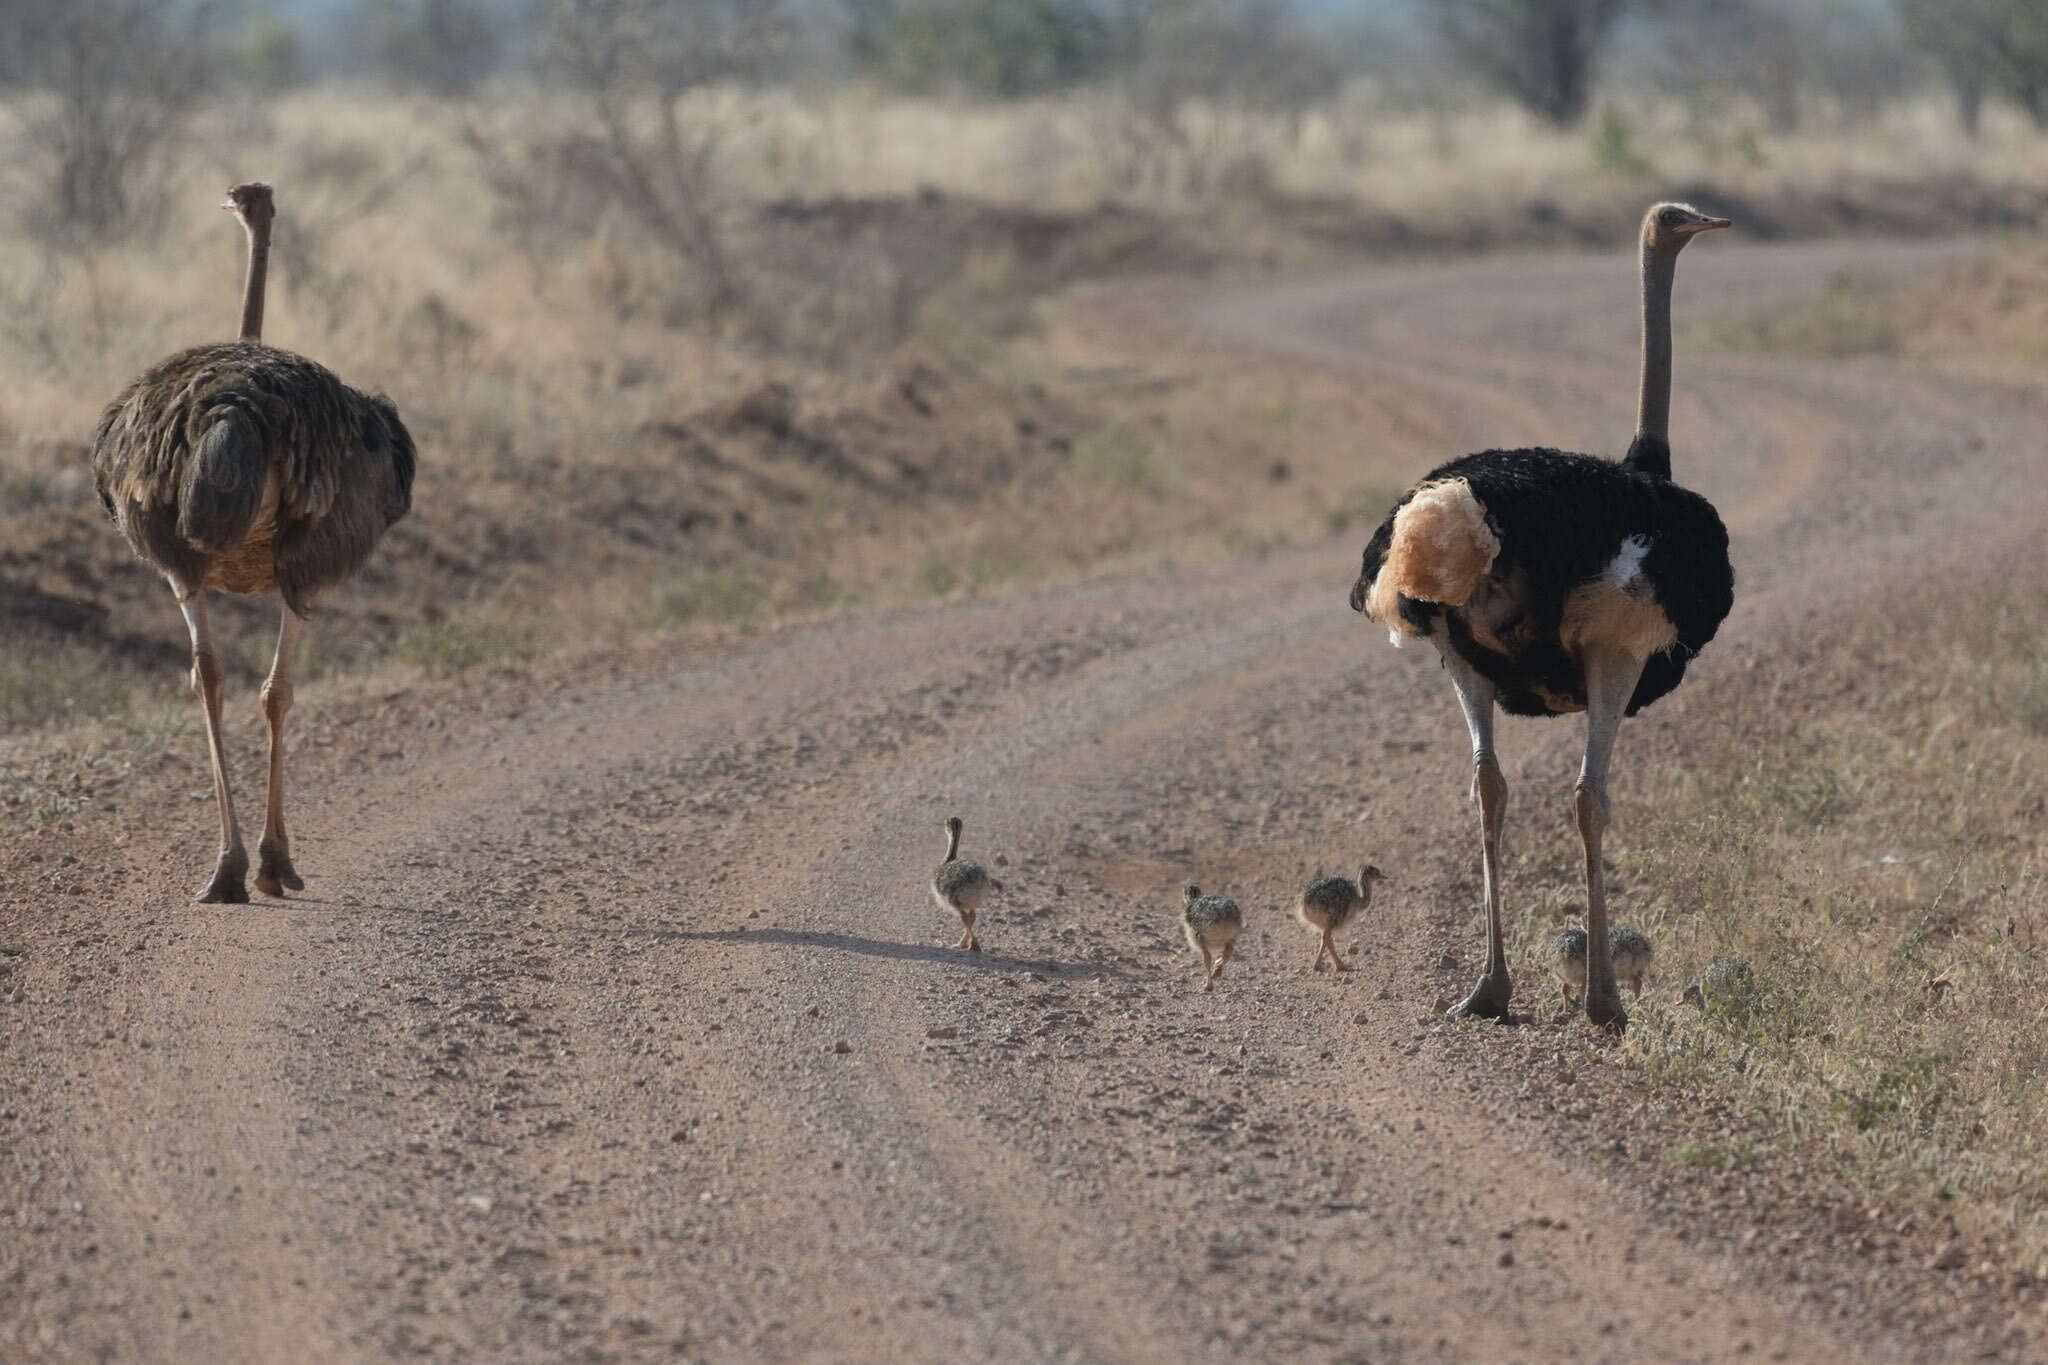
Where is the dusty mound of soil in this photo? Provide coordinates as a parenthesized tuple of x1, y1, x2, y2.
(0, 357, 1084, 718)
(759, 189, 1207, 291)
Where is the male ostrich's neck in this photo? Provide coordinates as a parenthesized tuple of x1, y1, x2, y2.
(945, 825, 960, 861)
(1625, 242, 1678, 480)
(238, 214, 271, 342)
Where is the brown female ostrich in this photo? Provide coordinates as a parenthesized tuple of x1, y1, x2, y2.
(91, 183, 415, 903)
(1350, 203, 1733, 1031)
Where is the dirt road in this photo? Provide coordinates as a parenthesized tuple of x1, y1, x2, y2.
(4, 236, 2039, 1361)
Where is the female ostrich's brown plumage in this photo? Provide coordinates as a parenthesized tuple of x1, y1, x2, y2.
(91, 182, 415, 903)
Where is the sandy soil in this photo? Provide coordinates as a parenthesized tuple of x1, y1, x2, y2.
(5, 235, 2043, 1362)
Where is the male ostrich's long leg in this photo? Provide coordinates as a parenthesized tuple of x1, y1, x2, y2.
(179, 590, 250, 903)
(1445, 657, 1511, 1019)
(1575, 645, 1649, 1031)
(254, 606, 306, 897)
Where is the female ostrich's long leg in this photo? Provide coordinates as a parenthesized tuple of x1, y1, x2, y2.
(1575, 645, 1649, 1031)
(179, 591, 250, 903)
(254, 605, 306, 897)
(1444, 657, 1511, 1019)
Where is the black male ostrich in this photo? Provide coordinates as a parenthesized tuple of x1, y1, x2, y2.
(92, 183, 415, 903)
(1348, 202, 1733, 1031)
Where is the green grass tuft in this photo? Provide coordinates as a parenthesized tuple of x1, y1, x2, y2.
(650, 566, 770, 627)
(394, 609, 539, 676)
(1071, 421, 1176, 496)
(0, 647, 130, 733)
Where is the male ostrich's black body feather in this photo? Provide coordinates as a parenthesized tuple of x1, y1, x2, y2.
(93, 341, 416, 617)
(1349, 446, 1731, 717)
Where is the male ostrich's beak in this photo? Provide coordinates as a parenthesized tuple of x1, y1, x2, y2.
(1678, 215, 1732, 235)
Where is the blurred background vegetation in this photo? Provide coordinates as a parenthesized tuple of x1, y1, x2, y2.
(1, 0, 2046, 358)
(4, 0, 2048, 719)
(2, 1, 2047, 250)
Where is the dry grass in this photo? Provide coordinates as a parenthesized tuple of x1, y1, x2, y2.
(1615, 570, 2048, 1274)
(0, 85, 1413, 740)
(4, 84, 2042, 464)
(1691, 268, 1908, 358)
(0, 646, 131, 733)
(1695, 245, 2048, 382)
(517, 85, 2048, 219)
(1489, 237, 2048, 1266)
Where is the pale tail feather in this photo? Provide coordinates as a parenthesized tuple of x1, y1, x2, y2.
(1362, 478, 1501, 639)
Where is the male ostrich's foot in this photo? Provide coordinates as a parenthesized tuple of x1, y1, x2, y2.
(1584, 990, 1628, 1034)
(195, 847, 250, 904)
(255, 840, 304, 898)
(1446, 974, 1512, 1021)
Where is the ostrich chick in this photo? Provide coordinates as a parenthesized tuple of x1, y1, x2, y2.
(932, 816, 1000, 952)
(1182, 885, 1244, 992)
(1548, 924, 1654, 1009)
(1609, 925, 1653, 998)
(1296, 865, 1384, 972)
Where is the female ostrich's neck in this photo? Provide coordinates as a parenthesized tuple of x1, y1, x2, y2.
(1627, 242, 1678, 479)
(238, 214, 271, 342)
(944, 825, 961, 861)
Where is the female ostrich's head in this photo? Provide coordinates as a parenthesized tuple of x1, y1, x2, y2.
(1183, 884, 1201, 908)
(1640, 201, 1730, 254)
(222, 183, 276, 341)
(221, 182, 275, 233)
(1359, 865, 1384, 888)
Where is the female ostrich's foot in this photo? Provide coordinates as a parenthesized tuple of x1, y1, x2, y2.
(195, 847, 251, 904)
(255, 840, 303, 898)
(1446, 974, 1511, 1021)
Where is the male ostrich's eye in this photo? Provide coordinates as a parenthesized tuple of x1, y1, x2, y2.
(1660, 210, 1683, 226)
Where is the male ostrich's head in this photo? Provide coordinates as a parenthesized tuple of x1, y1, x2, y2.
(1641, 201, 1730, 254)
(1360, 865, 1385, 888)
(1183, 884, 1201, 908)
(221, 182, 275, 232)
